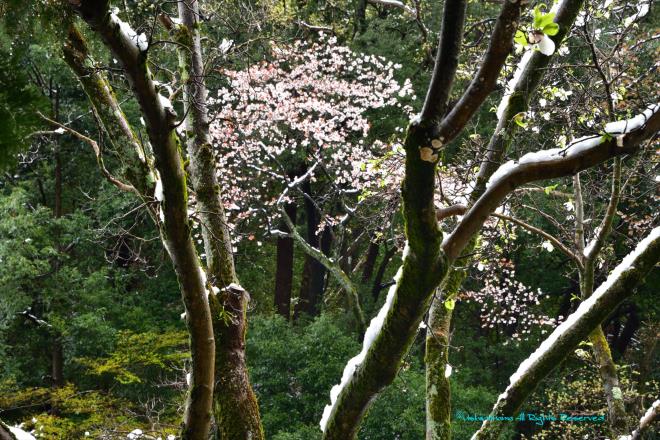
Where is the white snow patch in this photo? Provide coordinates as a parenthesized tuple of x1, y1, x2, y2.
(486, 104, 659, 189)
(497, 51, 533, 121)
(320, 243, 410, 431)
(605, 104, 658, 134)
(8, 427, 36, 440)
(111, 13, 148, 52)
(159, 94, 173, 110)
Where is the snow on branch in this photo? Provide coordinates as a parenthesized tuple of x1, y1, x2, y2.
(471, 226, 660, 439)
(487, 104, 659, 189)
(618, 399, 659, 440)
(110, 10, 148, 53)
(367, 0, 416, 16)
(320, 244, 410, 432)
(443, 103, 660, 261)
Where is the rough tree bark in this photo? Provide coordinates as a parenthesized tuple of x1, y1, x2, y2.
(320, 4, 523, 437)
(425, 0, 586, 436)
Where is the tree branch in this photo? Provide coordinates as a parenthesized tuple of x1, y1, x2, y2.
(472, 226, 660, 439)
(432, 0, 522, 143)
(418, 0, 467, 123)
(492, 213, 583, 268)
(443, 105, 660, 261)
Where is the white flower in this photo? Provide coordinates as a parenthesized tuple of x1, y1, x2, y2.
(537, 35, 555, 56)
(541, 241, 555, 252)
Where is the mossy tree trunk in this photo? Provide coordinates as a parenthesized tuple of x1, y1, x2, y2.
(66, 2, 216, 438)
(574, 159, 628, 436)
(171, 2, 265, 438)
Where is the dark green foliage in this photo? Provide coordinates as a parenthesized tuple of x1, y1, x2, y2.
(0, 51, 46, 170)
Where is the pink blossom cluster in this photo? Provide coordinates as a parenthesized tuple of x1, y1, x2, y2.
(208, 34, 415, 240)
(465, 263, 558, 342)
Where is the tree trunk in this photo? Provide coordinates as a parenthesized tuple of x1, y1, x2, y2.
(613, 304, 639, 359)
(275, 202, 296, 319)
(296, 179, 326, 317)
(51, 338, 64, 389)
(354, 0, 368, 35)
(425, 298, 453, 440)
(66, 4, 217, 438)
(361, 239, 379, 282)
(371, 246, 396, 300)
(172, 3, 265, 438)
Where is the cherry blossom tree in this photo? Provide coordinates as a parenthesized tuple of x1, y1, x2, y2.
(209, 34, 415, 318)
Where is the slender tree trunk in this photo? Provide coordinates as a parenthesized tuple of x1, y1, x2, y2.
(425, 298, 453, 440)
(296, 180, 326, 317)
(51, 338, 64, 389)
(354, 0, 368, 35)
(275, 202, 296, 319)
(52, 89, 65, 391)
(361, 239, 379, 282)
(613, 305, 639, 358)
(575, 160, 628, 436)
(580, 264, 628, 435)
(371, 246, 396, 300)
(66, 3, 217, 438)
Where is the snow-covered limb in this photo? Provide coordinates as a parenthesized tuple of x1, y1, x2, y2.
(367, 0, 415, 16)
(471, 227, 660, 439)
(496, 51, 533, 121)
(444, 103, 660, 261)
(618, 399, 659, 440)
(320, 245, 409, 432)
(474, 0, 586, 193)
